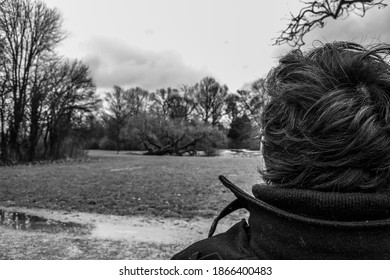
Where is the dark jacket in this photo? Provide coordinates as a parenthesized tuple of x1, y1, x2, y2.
(172, 176, 390, 260)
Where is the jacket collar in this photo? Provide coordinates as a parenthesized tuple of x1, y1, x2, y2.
(217, 176, 390, 259)
(218, 175, 390, 227)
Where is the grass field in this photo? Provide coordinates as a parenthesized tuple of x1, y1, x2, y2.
(0, 150, 262, 218)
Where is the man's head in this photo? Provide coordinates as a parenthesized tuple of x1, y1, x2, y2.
(261, 42, 390, 192)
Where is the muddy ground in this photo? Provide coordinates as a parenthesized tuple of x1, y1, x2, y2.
(0, 150, 258, 259)
(0, 206, 248, 259)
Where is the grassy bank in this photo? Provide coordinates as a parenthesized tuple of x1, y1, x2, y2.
(0, 150, 262, 218)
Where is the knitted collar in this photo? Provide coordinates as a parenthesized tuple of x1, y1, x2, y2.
(252, 183, 390, 221)
(209, 176, 390, 259)
(209, 175, 390, 238)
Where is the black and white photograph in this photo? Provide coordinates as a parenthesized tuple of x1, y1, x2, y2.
(0, 0, 390, 273)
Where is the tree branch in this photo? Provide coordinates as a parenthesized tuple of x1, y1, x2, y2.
(274, 0, 387, 48)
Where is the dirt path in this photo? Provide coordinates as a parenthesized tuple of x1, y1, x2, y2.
(0, 206, 247, 259)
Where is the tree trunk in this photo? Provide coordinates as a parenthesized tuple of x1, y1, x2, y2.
(143, 134, 205, 156)
(0, 102, 7, 160)
(28, 93, 41, 161)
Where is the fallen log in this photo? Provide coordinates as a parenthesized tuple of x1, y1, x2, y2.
(142, 134, 205, 156)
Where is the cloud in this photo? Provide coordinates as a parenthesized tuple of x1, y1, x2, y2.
(83, 37, 211, 91)
(305, 5, 390, 46)
(144, 29, 155, 35)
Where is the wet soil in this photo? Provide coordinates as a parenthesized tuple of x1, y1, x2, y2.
(0, 206, 247, 259)
(0, 209, 90, 234)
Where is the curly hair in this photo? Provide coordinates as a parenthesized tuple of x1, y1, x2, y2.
(261, 42, 390, 192)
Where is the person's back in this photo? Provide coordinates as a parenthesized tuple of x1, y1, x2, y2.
(172, 42, 390, 260)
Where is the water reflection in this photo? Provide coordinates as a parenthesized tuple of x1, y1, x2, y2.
(0, 210, 90, 234)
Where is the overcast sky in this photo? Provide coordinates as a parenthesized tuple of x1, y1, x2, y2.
(43, 0, 390, 93)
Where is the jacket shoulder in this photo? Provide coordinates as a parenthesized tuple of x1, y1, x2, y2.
(171, 219, 258, 260)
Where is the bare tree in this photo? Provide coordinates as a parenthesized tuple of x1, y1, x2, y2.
(150, 87, 178, 118)
(150, 87, 195, 121)
(194, 77, 228, 126)
(0, 0, 65, 159)
(224, 78, 268, 125)
(27, 55, 58, 161)
(225, 93, 242, 122)
(125, 87, 149, 117)
(166, 90, 194, 120)
(44, 59, 97, 159)
(103, 86, 149, 153)
(102, 86, 127, 153)
(275, 0, 387, 48)
(0, 70, 9, 159)
(104, 86, 129, 122)
(178, 85, 198, 120)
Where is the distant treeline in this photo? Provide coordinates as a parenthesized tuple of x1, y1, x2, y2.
(0, 0, 267, 164)
(96, 77, 267, 156)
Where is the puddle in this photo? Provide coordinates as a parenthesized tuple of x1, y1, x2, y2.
(91, 222, 200, 244)
(0, 210, 90, 235)
(110, 167, 143, 172)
